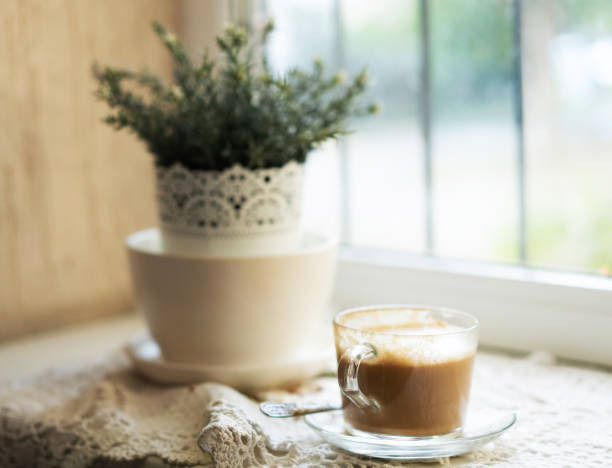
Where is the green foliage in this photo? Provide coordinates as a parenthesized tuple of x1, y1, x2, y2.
(92, 20, 378, 170)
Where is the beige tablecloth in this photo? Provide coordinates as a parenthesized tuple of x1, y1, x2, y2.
(1, 350, 611, 467)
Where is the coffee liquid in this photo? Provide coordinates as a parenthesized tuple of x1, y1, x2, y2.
(336, 318, 475, 436)
(341, 352, 474, 436)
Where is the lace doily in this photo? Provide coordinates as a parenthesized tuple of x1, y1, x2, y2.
(1, 350, 611, 467)
(156, 161, 304, 239)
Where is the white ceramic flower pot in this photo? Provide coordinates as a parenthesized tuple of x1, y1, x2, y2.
(155, 161, 304, 256)
(126, 228, 336, 367)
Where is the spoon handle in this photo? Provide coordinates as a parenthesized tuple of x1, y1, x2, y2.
(259, 401, 341, 418)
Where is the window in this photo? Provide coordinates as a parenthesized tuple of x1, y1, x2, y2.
(262, 0, 612, 365)
(265, 0, 612, 275)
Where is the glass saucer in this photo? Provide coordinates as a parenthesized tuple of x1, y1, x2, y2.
(304, 408, 516, 460)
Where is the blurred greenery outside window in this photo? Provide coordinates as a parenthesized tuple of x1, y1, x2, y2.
(264, 0, 612, 276)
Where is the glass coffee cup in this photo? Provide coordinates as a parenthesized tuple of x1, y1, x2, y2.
(334, 305, 479, 438)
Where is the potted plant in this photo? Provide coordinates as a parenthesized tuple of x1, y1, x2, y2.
(94, 21, 377, 378)
(93, 20, 377, 254)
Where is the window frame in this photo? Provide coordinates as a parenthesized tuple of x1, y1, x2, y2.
(333, 245, 612, 366)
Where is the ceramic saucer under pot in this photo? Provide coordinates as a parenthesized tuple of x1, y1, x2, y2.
(125, 332, 334, 391)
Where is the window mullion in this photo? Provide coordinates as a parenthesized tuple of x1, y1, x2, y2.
(418, 0, 433, 254)
(512, 0, 527, 262)
(333, 0, 351, 245)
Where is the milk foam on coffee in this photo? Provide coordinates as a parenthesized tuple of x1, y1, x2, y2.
(335, 308, 476, 365)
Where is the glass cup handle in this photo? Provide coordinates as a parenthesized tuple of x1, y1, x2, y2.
(338, 343, 381, 412)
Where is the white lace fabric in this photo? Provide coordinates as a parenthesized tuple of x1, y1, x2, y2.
(1, 350, 611, 467)
(156, 162, 303, 238)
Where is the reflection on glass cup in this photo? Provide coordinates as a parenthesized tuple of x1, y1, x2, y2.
(334, 305, 479, 437)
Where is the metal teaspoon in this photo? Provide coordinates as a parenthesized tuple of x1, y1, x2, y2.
(259, 401, 342, 418)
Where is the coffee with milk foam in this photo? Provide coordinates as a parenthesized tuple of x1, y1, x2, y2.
(335, 308, 477, 436)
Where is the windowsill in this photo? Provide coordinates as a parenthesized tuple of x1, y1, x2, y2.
(3, 242, 612, 380)
(2, 243, 611, 378)
(3, 239, 611, 381)
(2, 305, 609, 383)
(0, 312, 145, 380)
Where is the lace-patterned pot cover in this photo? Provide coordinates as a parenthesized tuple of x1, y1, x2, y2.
(156, 161, 304, 239)
(2, 350, 612, 467)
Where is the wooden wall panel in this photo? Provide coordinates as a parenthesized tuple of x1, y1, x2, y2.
(0, 1, 179, 340)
